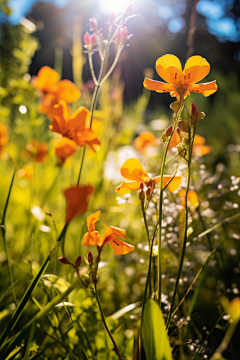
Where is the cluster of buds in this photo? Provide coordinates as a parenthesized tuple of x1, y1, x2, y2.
(189, 104, 205, 125)
(114, 26, 132, 47)
(59, 255, 82, 273)
(139, 182, 153, 203)
(161, 125, 173, 145)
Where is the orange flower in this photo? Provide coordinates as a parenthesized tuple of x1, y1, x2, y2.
(26, 140, 48, 162)
(134, 131, 157, 154)
(115, 158, 182, 194)
(168, 131, 180, 150)
(179, 190, 199, 208)
(83, 210, 135, 255)
(54, 137, 77, 160)
(34, 66, 81, 119)
(0, 122, 9, 154)
(64, 185, 94, 223)
(18, 164, 34, 179)
(144, 55, 218, 100)
(49, 100, 100, 152)
(193, 134, 212, 157)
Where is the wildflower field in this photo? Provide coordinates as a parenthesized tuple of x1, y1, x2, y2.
(1, 1, 240, 359)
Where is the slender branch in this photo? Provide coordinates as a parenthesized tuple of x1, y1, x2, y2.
(88, 52, 97, 85)
(94, 285, 122, 360)
(100, 47, 122, 85)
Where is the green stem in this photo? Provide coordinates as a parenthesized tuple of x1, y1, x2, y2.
(141, 201, 152, 298)
(166, 125, 195, 329)
(158, 111, 182, 306)
(94, 285, 122, 360)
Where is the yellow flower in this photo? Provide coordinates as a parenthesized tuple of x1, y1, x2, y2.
(144, 54, 217, 99)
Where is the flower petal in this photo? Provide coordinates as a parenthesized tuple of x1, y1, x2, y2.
(83, 231, 100, 247)
(193, 134, 206, 146)
(74, 129, 101, 152)
(70, 106, 91, 131)
(134, 131, 156, 153)
(153, 175, 182, 192)
(187, 81, 218, 96)
(50, 100, 71, 135)
(143, 78, 175, 93)
(100, 226, 134, 255)
(184, 56, 210, 85)
(156, 54, 183, 86)
(55, 80, 81, 103)
(109, 238, 135, 255)
(87, 210, 101, 231)
(179, 190, 199, 208)
(193, 145, 212, 157)
(115, 181, 141, 194)
(54, 137, 77, 159)
(120, 158, 150, 182)
(34, 66, 59, 92)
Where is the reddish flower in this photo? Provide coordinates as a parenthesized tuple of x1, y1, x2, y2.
(0, 122, 9, 155)
(54, 137, 77, 160)
(83, 32, 97, 51)
(64, 185, 94, 223)
(34, 66, 81, 120)
(83, 211, 135, 255)
(26, 140, 48, 162)
(49, 100, 101, 152)
(179, 190, 199, 208)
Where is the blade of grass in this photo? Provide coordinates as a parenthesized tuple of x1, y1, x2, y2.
(23, 321, 35, 360)
(0, 279, 20, 304)
(1, 168, 16, 305)
(0, 252, 51, 347)
(197, 212, 240, 239)
(0, 279, 79, 359)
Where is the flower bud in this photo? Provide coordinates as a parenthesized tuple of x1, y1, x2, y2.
(140, 182, 144, 191)
(82, 274, 91, 287)
(115, 26, 131, 46)
(58, 257, 70, 265)
(191, 103, 198, 120)
(83, 32, 97, 51)
(182, 137, 189, 146)
(146, 186, 152, 201)
(176, 126, 181, 140)
(109, 11, 116, 25)
(87, 252, 93, 265)
(170, 100, 180, 116)
(75, 255, 82, 268)
(139, 189, 145, 202)
(124, 3, 134, 17)
(177, 144, 185, 157)
(165, 125, 173, 137)
(196, 111, 205, 121)
(89, 18, 98, 33)
(178, 120, 189, 133)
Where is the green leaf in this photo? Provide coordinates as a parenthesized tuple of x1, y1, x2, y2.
(143, 299, 173, 360)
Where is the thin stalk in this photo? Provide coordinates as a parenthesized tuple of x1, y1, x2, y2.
(139, 223, 158, 360)
(94, 285, 122, 360)
(141, 201, 151, 297)
(166, 125, 195, 330)
(158, 109, 182, 306)
(88, 52, 97, 85)
(100, 47, 122, 85)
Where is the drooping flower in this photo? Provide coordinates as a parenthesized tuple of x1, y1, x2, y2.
(83, 210, 135, 255)
(64, 185, 94, 223)
(0, 122, 9, 155)
(26, 140, 48, 162)
(49, 100, 101, 152)
(115, 158, 182, 194)
(34, 66, 81, 120)
(144, 54, 218, 100)
(134, 131, 157, 154)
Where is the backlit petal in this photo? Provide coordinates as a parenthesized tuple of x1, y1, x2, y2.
(134, 131, 156, 153)
(115, 181, 141, 194)
(83, 231, 100, 247)
(143, 78, 175, 93)
(187, 81, 218, 96)
(179, 190, 199, 208)
(193, 145, 212, 157)
(109, 238, 135, 255)
(194, 134, 206, 146)
(64, 185, 94, 223)
(153, 175, 182, 192)
(70, 106, 91, 131)
(34, 66, 59, 92)
(100, 226, 126, 246)
(55, 80, 81, 103)
(120, 158, 150, 182)
(54, 137, 77, 159)
(184, 56, 210, 85)
(49, 100, 71, 135)
(156, 54, 183, 86)
(87, 210, 101, 231)
(74, 129, 101, 152)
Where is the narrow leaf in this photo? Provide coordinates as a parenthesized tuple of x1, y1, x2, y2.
(143, 299, 173, 360)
